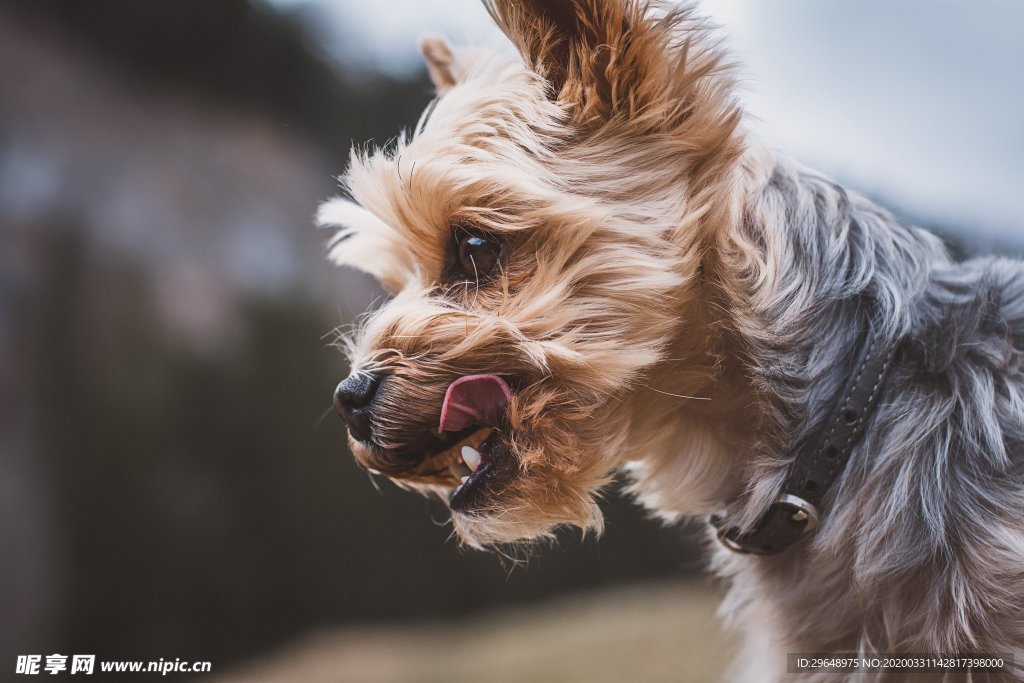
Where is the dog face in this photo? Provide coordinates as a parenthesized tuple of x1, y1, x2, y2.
(320, 0, 741, 546)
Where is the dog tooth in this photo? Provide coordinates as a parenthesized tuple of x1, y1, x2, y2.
(460, 475, 470, 485)
(461, 445, 482, 472)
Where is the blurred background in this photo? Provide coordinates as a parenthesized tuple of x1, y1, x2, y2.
(0, 0, 1020, 681)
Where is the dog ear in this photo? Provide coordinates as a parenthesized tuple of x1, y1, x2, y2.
(484, 0, 579, 90)
(420, 36, 465, 94)
(485, 0, 649, 123)
(486, 0, 738, 138)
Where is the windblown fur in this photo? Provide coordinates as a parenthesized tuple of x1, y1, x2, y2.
(319, 1, 1024, 680)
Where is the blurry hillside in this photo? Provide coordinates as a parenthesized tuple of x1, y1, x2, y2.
(0, 0, 705, 673)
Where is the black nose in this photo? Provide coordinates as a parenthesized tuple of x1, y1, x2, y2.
(334, 372, 381, 443)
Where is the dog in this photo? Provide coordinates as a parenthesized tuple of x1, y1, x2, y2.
(318, 1, 1024, 680)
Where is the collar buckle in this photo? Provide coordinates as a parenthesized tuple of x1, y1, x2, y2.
(715, 493, 820, 555)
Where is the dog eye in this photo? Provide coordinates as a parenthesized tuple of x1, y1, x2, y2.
(450, 228, 501, 283)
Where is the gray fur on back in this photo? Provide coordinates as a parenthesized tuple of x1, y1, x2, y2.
(714, 152, 1024, 682)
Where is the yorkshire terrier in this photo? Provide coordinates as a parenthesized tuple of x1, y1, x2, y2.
(319, 1, 1024, 680)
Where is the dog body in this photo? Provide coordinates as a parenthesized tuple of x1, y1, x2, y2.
(321, 2, 1024, 679)
(704, 148, 1024, 681)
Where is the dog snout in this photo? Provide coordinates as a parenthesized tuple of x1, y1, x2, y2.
(334, 371, 381, 443)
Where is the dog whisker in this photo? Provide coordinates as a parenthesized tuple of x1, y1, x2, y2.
(640, 385, 712, 401)
(469, 255, 480, 309)
(314, 405, 337, 432)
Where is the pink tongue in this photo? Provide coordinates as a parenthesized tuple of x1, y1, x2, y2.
(438, 374, 512, 433)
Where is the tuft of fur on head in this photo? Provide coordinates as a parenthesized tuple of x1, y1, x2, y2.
(319, 0, 744, 547)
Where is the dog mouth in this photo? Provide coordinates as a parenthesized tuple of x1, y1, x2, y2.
(393, 374, 515, 512)
(446, 428, 514, 511)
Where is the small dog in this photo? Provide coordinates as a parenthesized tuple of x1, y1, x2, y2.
(319, 1, 1024, 680)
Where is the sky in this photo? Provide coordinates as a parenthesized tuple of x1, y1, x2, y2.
(263, 0, 1024, 245)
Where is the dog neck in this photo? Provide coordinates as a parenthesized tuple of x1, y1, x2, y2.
(712, 302, 900, 555)
(628, 142, 930, 537)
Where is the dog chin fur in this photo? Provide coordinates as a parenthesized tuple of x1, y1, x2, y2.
(320, 1, 1024, 679)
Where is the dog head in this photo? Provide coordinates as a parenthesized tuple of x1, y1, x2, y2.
(320, 0, 742, 546)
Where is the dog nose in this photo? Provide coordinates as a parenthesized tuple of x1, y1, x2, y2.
(334, 372, 381, 443)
